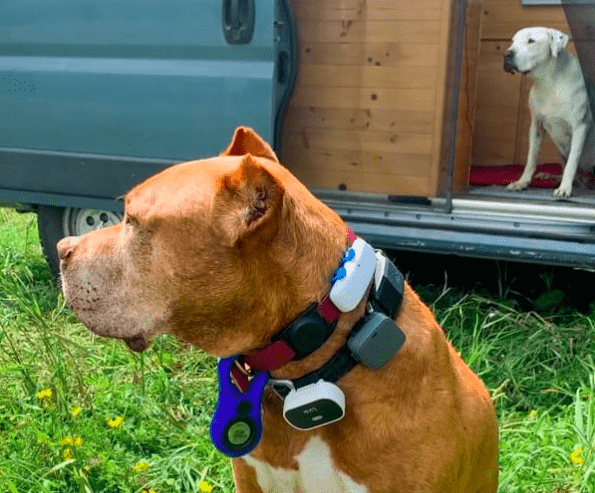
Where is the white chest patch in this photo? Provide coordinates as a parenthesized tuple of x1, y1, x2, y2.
(243, 436, 369, 493)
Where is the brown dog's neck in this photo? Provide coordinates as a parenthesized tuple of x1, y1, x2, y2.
(231, 227, 367, 384)
(267, 287, 371, 381)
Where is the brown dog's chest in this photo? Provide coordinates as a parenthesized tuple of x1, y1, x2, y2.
(242, 436, 369, 493)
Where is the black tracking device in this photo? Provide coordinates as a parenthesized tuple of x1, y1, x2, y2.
(348, 311, 405, 369)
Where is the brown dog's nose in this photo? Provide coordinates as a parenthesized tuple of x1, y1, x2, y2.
(57, 236, 80, 261)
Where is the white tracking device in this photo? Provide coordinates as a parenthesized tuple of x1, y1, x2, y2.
(282, 380, 346, 430)
(329, 238, 376, 312)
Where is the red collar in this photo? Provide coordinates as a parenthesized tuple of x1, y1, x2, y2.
(231, 228, 357, 392)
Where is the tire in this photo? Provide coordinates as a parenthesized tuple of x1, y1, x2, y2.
(38, 206, 122, 278)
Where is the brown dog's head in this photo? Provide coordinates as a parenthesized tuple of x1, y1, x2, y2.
(58, 127, 347, 356)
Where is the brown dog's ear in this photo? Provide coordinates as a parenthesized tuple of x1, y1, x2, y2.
(222, 127, 279, 162)
(215, 154, 285, 247)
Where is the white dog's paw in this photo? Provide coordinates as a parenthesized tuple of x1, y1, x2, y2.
(553, 185, 572, 198)
(507, 180, 529, 191)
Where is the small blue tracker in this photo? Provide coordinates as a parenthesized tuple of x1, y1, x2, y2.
(210, 356, 269, 458)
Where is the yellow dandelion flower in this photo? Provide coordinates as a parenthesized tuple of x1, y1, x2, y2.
(571, 447, 584, 464)
(63, 448, 73, 460)
(199, 481, 213, 492)
(134, 462, 150, 472)
(107, 416, 124, 428)
(71, 406, 81, 418)
(60, 436, 74, 446)
(37, 388, 52, 400)
(74, 437, 83, 447)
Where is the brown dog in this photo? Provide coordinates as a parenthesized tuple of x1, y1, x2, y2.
(58, 127, 498, 493)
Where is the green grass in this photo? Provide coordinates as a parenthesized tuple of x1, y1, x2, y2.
(0, 209, 232, 493)
(1, 208, 594, 492)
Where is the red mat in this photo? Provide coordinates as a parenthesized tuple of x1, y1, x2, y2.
(469, 163, 563, 188)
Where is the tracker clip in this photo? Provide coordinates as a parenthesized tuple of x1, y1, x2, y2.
(371, 250, 404, 319)
(210, 357, 268, 458)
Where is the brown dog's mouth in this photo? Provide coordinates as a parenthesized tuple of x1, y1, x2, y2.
(123, 335, 151, 352)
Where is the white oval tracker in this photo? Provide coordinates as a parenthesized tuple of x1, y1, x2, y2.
(282, 380, 346, 430)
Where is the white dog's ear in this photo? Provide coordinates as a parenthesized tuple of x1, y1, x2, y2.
(549, 29, 569, 57)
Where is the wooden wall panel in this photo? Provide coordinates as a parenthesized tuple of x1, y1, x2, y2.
(481, 0, 569, 40)
(296, 20, 442, 44)
(280, 0, 482, 196)
(298, 42, 441, 67)
(295, 65, 438, 89)
(293, 0, 443, 21)
(284, 129, 433, 155)
(283, 107, 435, 134)
(472, 40, 521, 166)
(449, 0, 484, 192)
(289, 87, 436, 111)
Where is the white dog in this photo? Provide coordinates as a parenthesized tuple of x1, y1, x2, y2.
(504, 27, 594, 198)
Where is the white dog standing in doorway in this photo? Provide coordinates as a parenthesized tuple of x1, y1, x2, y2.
(504, 27, 594, 198)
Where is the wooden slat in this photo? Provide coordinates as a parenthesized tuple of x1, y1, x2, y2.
(476, 73, 521, 104)
(282, 146, 433, 175)
(473, 133, 562, 167)
(290, 86, 436, 111)
(478, 40, 512, 69)
(292, 0, 442, 21)
(472, 134, 518, 166)
(472, 37, 521, 166)
(283, 129, 433, 155)
(483, 21, 570, 40)
(295, 64, 438, 89)
(481, 0, 569, 40)
(299, 42, 440, 67)
(473, 121, 519, 141)
(452, 0, 484, 192)
(427, 0, 454, 193)
(287, 163, 434, 195)
(297, 20, 442, 44)
(513, 75, 532, 164)
(283, 106, 435, 134)
(475, 104, 519, 125)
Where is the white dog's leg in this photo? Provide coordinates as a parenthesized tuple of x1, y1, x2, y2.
(554, 124, 589, 197)
(508, 118, 542, 191)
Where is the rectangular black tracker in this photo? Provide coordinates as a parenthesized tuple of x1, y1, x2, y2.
(348, 312, 406, 370)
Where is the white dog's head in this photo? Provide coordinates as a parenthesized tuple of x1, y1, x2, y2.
(504, 27, 569, 74)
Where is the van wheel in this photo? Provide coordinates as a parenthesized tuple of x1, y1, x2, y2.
(38, 206, 122, 277)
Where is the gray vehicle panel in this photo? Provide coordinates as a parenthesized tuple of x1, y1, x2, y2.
(0, 0, 275, 159)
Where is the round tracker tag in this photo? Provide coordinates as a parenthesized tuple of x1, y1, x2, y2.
(210, 357, 269, 458)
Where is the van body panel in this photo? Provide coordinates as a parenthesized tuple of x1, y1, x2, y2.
(1, 0, 275, 160)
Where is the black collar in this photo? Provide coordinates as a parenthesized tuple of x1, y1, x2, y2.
(272, 250, 405, 398)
